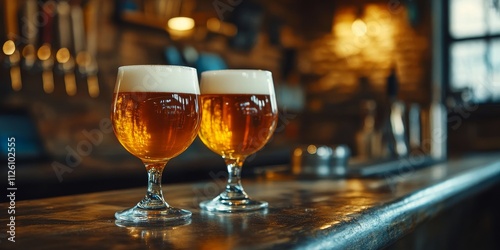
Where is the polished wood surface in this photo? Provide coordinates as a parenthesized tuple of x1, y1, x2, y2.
(1, 154, 500, 249)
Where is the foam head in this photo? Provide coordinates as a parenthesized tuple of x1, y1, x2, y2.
(200, 70, 275, 95)
(115, 65, 199, 94)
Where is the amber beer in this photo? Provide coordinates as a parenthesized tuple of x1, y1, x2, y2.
(111, 65, 201, 162)
(198, 70, 278, 159)
(112, 92, 199, 161)
(199, 94, 277, 158)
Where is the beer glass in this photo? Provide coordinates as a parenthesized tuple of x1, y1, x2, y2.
(111, 65, 200, 224)
(198, 70, 278, 212)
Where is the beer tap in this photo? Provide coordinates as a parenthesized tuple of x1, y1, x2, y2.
(56, 47, 76, 96)
(57, 1, 77, 96)
(408, 103, 422, 152)
(3, 0, 22, 91)
(381, 68, 409, 158)
(38, 43, 55, 93)
(390, 99, 408, 157)
(74, 1, 99, 98)
(38, 1, 56, 94)
(75, 51, 99, 98)
(21, 0, 38, 70)
(2, 40, 21, 91)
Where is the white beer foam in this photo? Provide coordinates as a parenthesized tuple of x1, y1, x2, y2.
(201, 70, 275, 95)
(115, 65, 200, 94)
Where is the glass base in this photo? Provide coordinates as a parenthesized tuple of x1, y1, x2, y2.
(115, 205, 191, 226)
(200, 196, 268, 212)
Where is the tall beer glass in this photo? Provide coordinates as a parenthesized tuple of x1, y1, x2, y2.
(198, 70, 278, 212)
(111, 65, 200, 224)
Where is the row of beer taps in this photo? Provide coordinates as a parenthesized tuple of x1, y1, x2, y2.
(2, 0, 99, 98)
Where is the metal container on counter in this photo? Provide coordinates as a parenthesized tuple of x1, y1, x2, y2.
(291, 144, 350, 178)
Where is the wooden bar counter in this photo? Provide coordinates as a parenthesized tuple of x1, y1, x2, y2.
(1, 154, 500, 249)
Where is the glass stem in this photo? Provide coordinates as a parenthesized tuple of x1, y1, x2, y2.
(138, 162, 169, 209)
(223, 158, 248, 200)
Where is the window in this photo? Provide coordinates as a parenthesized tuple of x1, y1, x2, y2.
(448, 0, 500, 103)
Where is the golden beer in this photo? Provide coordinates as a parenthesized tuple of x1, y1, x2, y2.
(111, 65, 200, 224)
(199, 94, 277, 159)
(112, 91, 200, 162)
(198, 69, 277, 212)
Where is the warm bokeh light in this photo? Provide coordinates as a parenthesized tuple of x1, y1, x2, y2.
(76, 51, 90, 66)
(56, 48, 71, 63)
(22, 44, 36, 58)
(206, 18, 220, 31)
(37, 44, 52, 60)
(64, 74, 77, 96)
(167, 17, 195, 31)
(351, 19, 367, 36)
(206, 18, 237, 36)
(308, 4, 424, 93)
(42, 71, 54, 94)
(87, 75, 100, 98)
(307, 144, 317, 154)
(2, 40, 16, 55)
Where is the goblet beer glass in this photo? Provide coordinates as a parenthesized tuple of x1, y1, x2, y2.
(111, 65, 200, 224)
(198, 70, 278, 212)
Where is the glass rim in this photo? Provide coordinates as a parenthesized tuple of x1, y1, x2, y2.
(118, 64, 196, 72)
(201, 69, 271, 76)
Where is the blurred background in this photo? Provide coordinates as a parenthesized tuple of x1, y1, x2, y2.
(0, 0, 499, 200)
